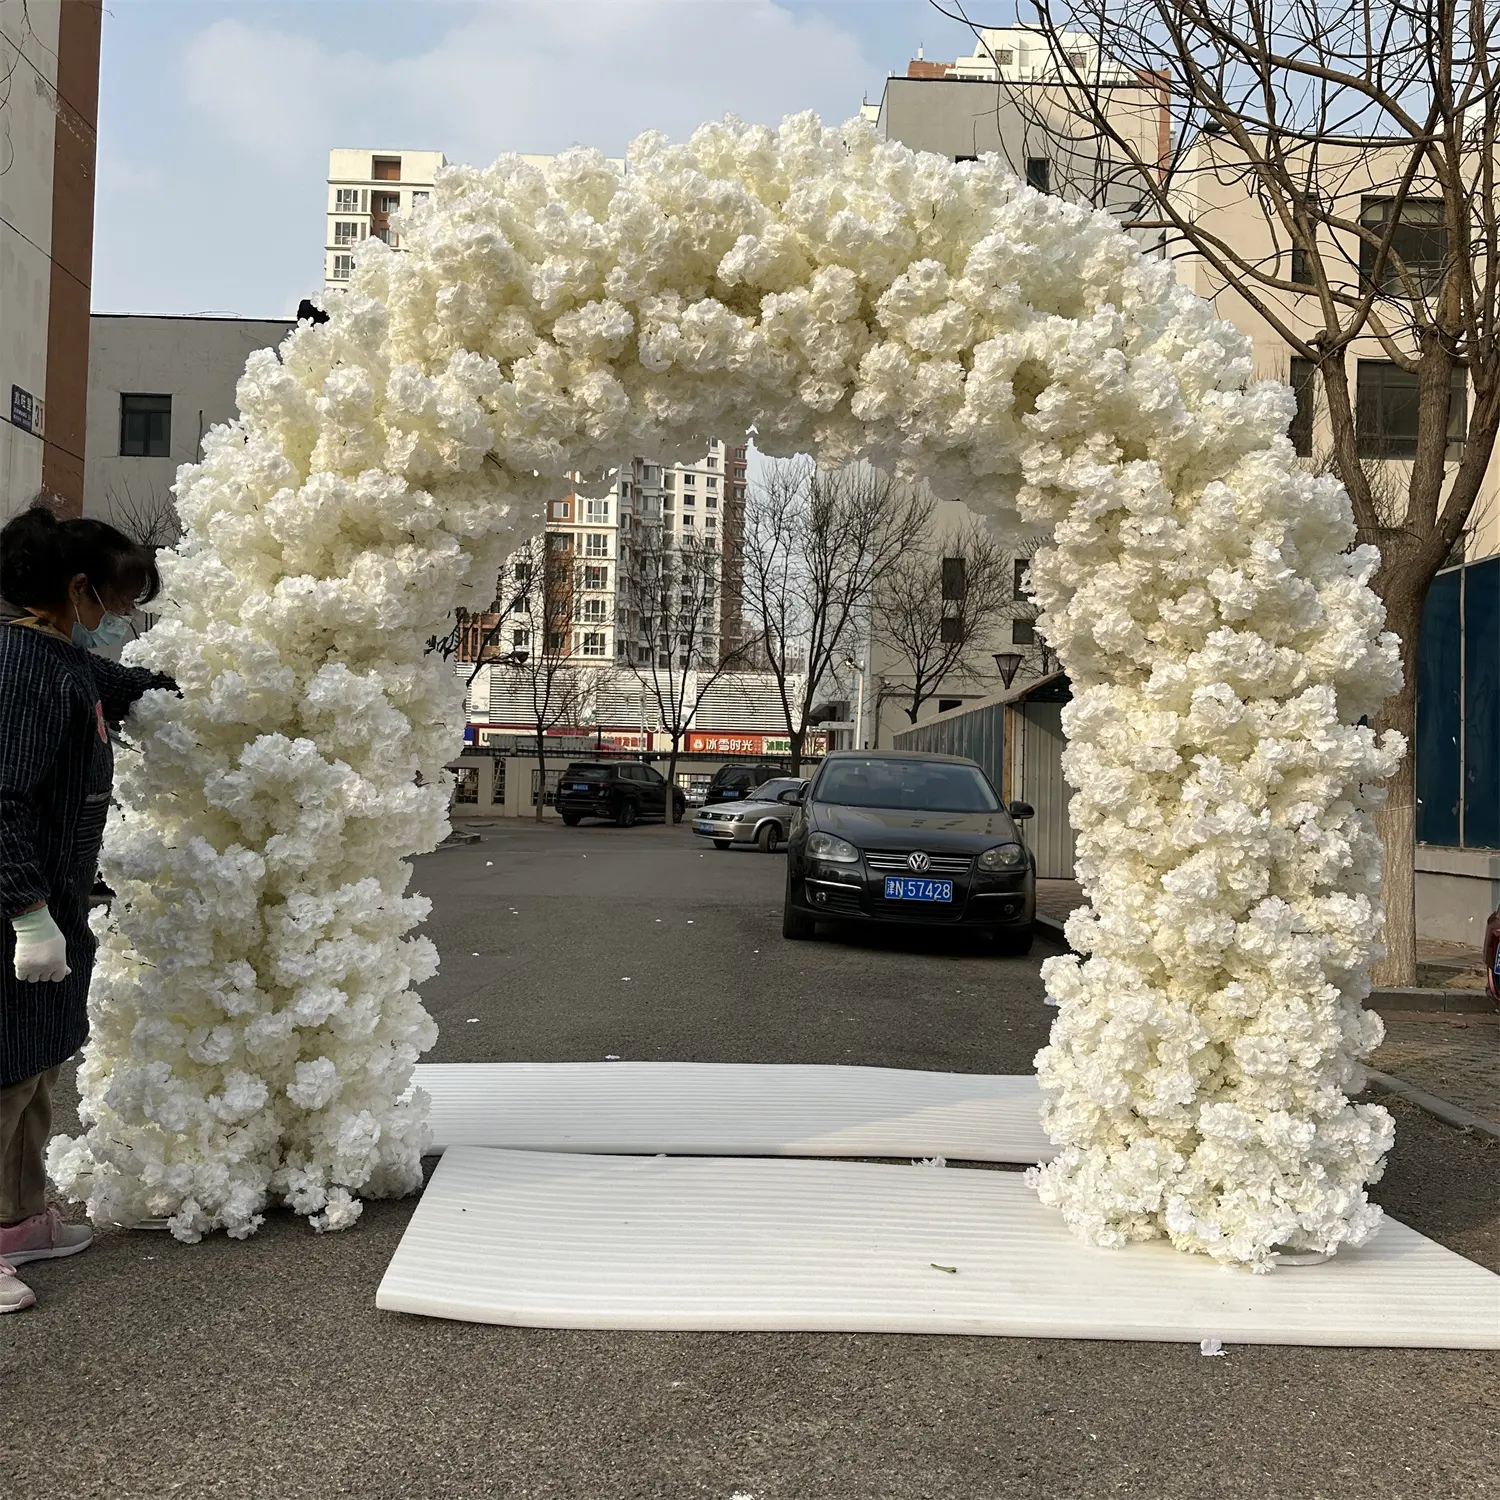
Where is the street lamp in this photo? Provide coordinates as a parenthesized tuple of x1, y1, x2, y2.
(993, 651, 1024, 688)
(843, 656, 866, 750)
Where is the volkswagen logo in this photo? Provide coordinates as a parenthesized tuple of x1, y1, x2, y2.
(907, 851, 931, 873)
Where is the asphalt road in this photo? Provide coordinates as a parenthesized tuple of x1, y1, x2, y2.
(5, 821, 1497, 1500)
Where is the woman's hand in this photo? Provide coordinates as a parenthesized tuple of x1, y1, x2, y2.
(11, 906, 70, 983)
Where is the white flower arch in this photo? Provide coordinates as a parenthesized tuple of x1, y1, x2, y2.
(51, 115, 1403, 1268)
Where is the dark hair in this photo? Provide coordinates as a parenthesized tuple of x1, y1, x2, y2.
(0, 501, 161, 611)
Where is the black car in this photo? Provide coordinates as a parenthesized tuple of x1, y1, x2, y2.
(704, 761, 785, 806)
(781, 750, 1036, 953)
(556, 761, 687, 827)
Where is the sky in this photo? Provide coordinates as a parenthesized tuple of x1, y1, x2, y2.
(94, 0, 1002, 317)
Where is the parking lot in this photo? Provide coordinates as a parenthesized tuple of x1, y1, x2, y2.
(5, 821, 1497, 1500)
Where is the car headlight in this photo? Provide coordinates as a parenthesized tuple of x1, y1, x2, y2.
(978, 843, 1025, 871)
(806, 831, 860, 863)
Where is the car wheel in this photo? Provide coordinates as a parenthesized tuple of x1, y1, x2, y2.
(672, 800, 684, 824)
(757, 821, 780, 853)
(782, 873, 815, 940)
(992, 923, 1035, 957)
(617, 800, 639, 828)
(561, 813, 581, 826)
(712, 839, 732, 850)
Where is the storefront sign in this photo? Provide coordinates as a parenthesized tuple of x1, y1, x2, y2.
(687, 731, 828, 757)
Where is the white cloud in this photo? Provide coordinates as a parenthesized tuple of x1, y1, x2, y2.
(183, 1, 873, 167)
(93, 1, 873, 315)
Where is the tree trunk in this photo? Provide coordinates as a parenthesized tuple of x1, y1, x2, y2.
(1370, 585, 1423, 987)
(534, 731, 546, 824)
(788, 727, 804, 776)
(663, 733, 681, 828)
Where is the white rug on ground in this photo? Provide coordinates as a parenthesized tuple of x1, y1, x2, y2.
(376, 1147, 1500, 1348)
(411, 1062, 1054, 1163)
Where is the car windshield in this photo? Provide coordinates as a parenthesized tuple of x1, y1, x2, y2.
(747, 778, 798, 802)
(565, 763, 612, 777)
(814, 758, 1000, 812)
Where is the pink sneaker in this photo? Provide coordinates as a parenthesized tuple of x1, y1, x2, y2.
(0, 1256, 36, 1313)
(0, 1205, 93, 1266)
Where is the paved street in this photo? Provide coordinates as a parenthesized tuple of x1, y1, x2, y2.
(5, 822, 1498, 1500)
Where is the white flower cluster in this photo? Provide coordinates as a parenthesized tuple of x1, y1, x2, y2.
(52, 113, 1400, 1262)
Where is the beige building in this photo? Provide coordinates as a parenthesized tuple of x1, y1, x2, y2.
(0, 0, 102, 521)
(324, 148, 447, 293)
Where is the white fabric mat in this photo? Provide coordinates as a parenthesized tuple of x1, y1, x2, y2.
(377, 1147, 1500, 1348)
(411, 1061, 1055, 1163)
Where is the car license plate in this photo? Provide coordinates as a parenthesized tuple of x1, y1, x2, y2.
(568, 783, 589, 792)
(721, 790, 738, 799)
(883, 877, 953, 902)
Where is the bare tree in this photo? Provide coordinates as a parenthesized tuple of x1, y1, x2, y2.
(105, 482, 182, 553)
(742, 460, 933, 772)
(500, 534, 598, 822)
(874, 516, 1015, 722)
(932, 0, 1500, 982)
(625, 525, 751, 806)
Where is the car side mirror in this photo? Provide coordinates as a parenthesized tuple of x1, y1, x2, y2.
(778, 788, 804, 805)
(1008, 800, 1034, 821)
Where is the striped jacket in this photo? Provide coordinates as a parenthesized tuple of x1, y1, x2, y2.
(0, 623, 173, 1086)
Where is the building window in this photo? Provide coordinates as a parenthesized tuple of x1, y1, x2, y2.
(1012, 617, 1037, 646)
(1013, 557, 1031, 601)
(706, 476, 718, 490)
(1356, 360, 1467, 459)
(941, 556, 967, 600)
(514, 560, 532, 584)
(334, 187, 362, 212)
(550, 499, 571, 520)
(705, 494, 718, 510)
(706, 516, 718, 531)
(372, 156, 402, 181)
(940, 616, 965, 644)
(331, 253, 353, 281)
(1026, 157, 1051, 193)
(584, 497, 610, 523)
(581, 597, 608, 622)
(683, 513, 696, 527)
(581, 631, 607, 657)
(955, 154, 979, 164)
(333, 221, 364, 246)
(1289, 357, 1317, 457)
(584, 564, 608, 589)
(938, 697, 963, 713)
(512, 627, 530, 651)
(584, 533, 609, 557)
(682, 493, 695, 507)
(1290, 245, 1314, 286)
(119, 394, 172, 458)
(705, 456, 717, 469)
(1359, 198, 1447, 297)
(549, 532, 573, 552)
(682, 472, 695, 486)
(663, 472, 675, 488)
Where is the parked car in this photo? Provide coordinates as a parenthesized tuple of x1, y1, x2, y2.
(704, 762, 785, 806)
(781, 750, 1036, 954)
(1485, 904, 1500, 1004)
(692, 777, 807, 852)
(556, 761, 686, 827)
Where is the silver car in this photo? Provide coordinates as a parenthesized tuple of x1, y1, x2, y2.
(691, 777, 806, 852)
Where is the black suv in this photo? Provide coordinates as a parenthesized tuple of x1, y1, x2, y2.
(781, 750, 1036, 954)
(704, 762, 784, 806)
(556, 762, 687, 827)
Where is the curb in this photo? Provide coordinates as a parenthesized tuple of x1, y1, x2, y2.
(1036, 913, 1070, 946)
(434, 831, 482, 849)
(1367, 986, 1496, 1015)
(1362, 1068, 1500, 1143)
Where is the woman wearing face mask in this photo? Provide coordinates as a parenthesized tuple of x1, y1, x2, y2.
(0, 501, 175, 1314)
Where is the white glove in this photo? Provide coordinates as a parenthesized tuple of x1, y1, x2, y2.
(12, 906, 70, 984)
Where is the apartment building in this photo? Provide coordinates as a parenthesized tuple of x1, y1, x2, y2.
(0, 0, 102, 520)
(324, 149, 446, 293)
